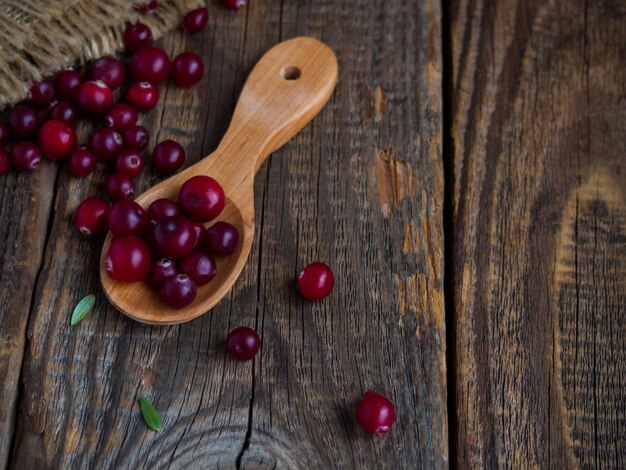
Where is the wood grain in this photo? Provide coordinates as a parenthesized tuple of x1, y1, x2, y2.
(450, 0, 626, 467)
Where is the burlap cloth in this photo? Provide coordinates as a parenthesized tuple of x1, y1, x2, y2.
(0, 0, 203, 108)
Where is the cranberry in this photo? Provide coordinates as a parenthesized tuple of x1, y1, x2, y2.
(355, 392, 396, 435)
(68, 148, 96, 177)
(298, 262, 334, 300)
(152, 140, 185, 174)
(8, 105, 40, 139)
(125, 82, 159, 112)
(48, 100, 78, 126)
(88, 127, 123, 162)
(75, 81, 113, 117)
(134, 0, 158, 14)
(106, 236, 151, 282)
(123, 125, 149, 150)
(200, 221, 239, 255)
(28, 78, 56, 108)
(107, 199, 147, 236)
(130, 46, 170, 84)
(147, 198, 179, 224)
(223, 0, 246, 10)
(10, 142, 41, 171)
(192, 222, 204, 239)
(183, 8, 208, 33)
(115, 150, 144, 177)
(74, 197, 110, 235)
(55, 69, 81, 100)
(88, 56, 125, 90)
(124, 22, 153, 52)
(0, 149, 10, 175)
(151, 215, 197, 258)
(38, 120, 76, 160)
(105, 173, 135, 200)
(178, 175, 225, 222)
(0, 122, 10, 146)
(160, 274, 196, 308)
(146, 258, 177, 289)
(225, 327, 260, 361)
(171, 52, 204, 88)
(105, 103, 138, 131)
(178, 250, 216, 285)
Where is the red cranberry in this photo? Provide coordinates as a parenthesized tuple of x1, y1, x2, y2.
(115, 150, 144, 177)
(151, 215, 197, 258)
(68, 148, 96, 177)
(178, 175, 225, 222)
(38, 120, 76, 160)
(147, 198, 179, 224)
(55, 69, 81, 100)
(200, 221, 239, 255)
(355, 392, 396, 435)
(10, 142, 41, 171)
(8, 105, 40, 139)
(192, 222, 204, 240)
(298, 262, 334, 300)
(74, 197, 110, 235)
(88, 56, 125, 90)
(130, 46, 170, 84)
(107, 199, 147, 236)
(223, 0, 246, 10)
(105, 103, 138, 131)
(0, 149, 10, 175)
(48, 100, 78, 126)
(134, 0, 158, 13)
(183, 8, 208, 33)
(106, 236, 151, 282)
(0, 122, 10, 146)
(225, 327, 260, 361)
(75, 81, 113, 117)
(105, 173, 135, 200)
(160, 274, 196, 308)
(125, 82, 159, 111)
(123, 125, 149, 150)
(88, 127, 123, 162)
(124, 22, 153, 52)
(146, 258, 177, 289)
(171, 52, 204, 88)
(152, 140, 185, 174)
(28, 78, 56, 108)
(178, 250, 216, 285)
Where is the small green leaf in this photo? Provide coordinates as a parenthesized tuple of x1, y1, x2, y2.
(70, 295, 96, 326)
(139, 396, 161, 432)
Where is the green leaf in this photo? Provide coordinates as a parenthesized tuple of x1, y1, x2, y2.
(70, 295, 96, 326)
(139, 396, 161, 432)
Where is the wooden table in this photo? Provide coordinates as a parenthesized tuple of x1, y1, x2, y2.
(0, 0, 624, 467)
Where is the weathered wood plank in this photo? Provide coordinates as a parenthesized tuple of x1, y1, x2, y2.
(450, 0, 626, 467)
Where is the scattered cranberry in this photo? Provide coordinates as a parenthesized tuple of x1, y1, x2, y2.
(68, 148, 96, 177)
(146, 258, 177, 289)
(105, 103, 138, 131)
(106, 236, 151, 282)
(125, 82, 159, 112)
(178, 175, 225, 222)
(10, 142, 41, 172)
(134, 0, 158, 14)
(130, 46, 170, 84)
(0, 122, 9, 146)
(147, 198, 179, 224)
(123, 125, 150, 150)
(201, 221, 239, 255)
(28, 78, 56, 108)
(75, 81, 113, 117)
(178, 250, 216, 285)
(171, 52, 204, 88)
(88, 127, 123, 162)
(74, 197, 110, 235)
(115, 150, 144, 177)
(105, 172, 135, 200)
(0, 149, 10, 175)
(298, 262, 334, 300)
(124, 22, 153, 52)
(107, 199, 148, 236)
(152, 140, 185, 174)
(8, 105, 40, 139)
(355, 392, 396, 435)
(38, 120, 76, 160)
(223, 0, 246, 10)
(160, 274, 196, 308)
(150, 215, 197, 259)
(225, 327, 260, 361)
(48, 100, 78, 127)
(55, 69, 81, 100)
(183, 8, 208, 33)
(88, 56, 126, 90)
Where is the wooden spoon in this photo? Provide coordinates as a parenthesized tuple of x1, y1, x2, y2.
(100, 37, 338, 325)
